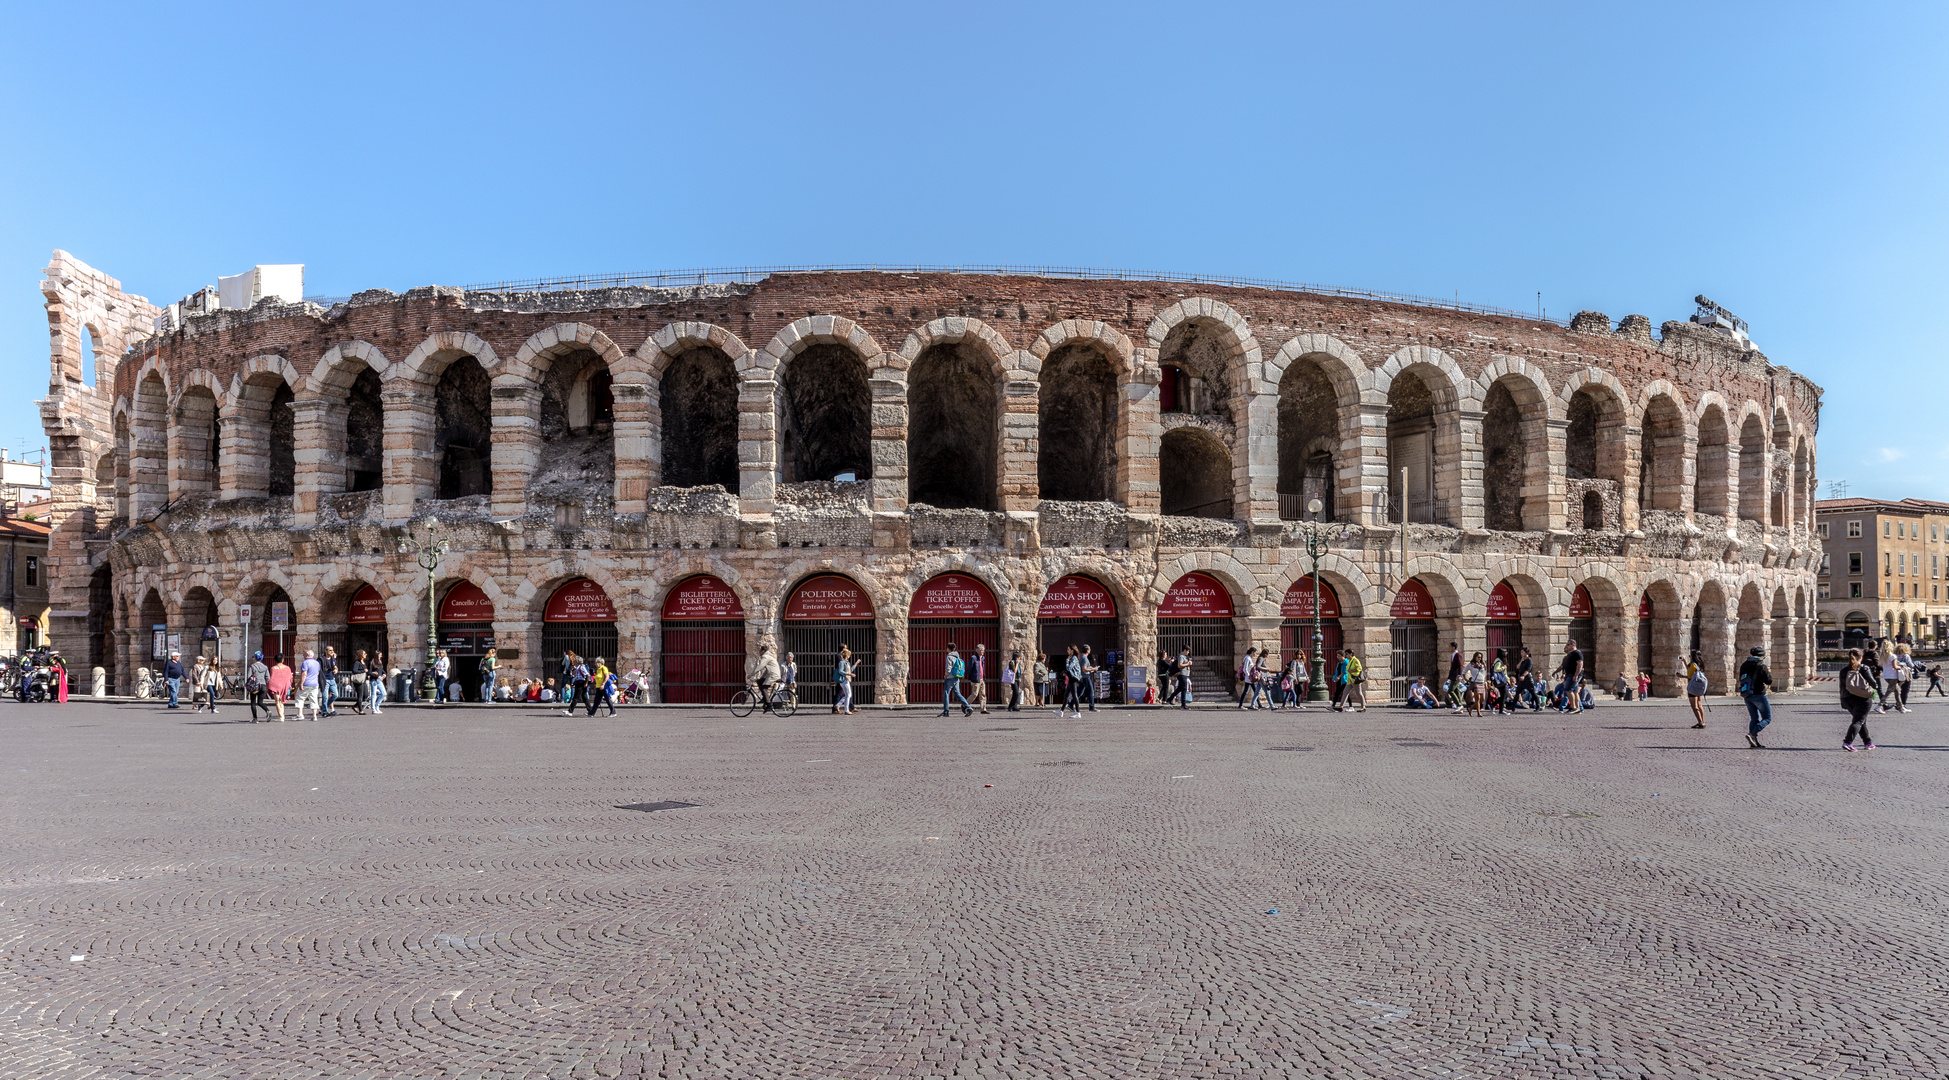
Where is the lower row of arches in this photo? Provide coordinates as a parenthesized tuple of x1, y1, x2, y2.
(104, 564, 1814, 704)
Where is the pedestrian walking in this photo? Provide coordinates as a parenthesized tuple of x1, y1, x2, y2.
(480, 647, 499, 704)
(1926, 663, 1945, 697)
(587, 657, 617, 717)
(940, 642, 972, 717)
(1176, 646, 1195, 708)
(198, 656, 222, 713)
(1447, 642, 1464, 713)
(1034, 652, 1051, 710)
(1003, 651, 1022, 711)
(162, 650, 184, 709)
(1061, 645, 1083, 717)
(1463, 653, 1487, 716)
(245, 652, 271, 722)
(1157, 651, 1178, 706)
(1737, 645, 1774, 749)
(369, 651, 387, 714)
(296, 649, 323, 721)
(189, 656, 211, 713)
(432, 648, 452, 704)
(782, 652, 798, 708)
(1236, 647, 1259, 710)
(1840, 648, 1878, 751)
(1685, 650, 1708, 728)
(1079, 645, 1100, 713)
(1559, 640, 1585, 714)
(346, 650, 369, 714)
(833, 644, 856, 714)
(1342, 649, 1367, 712)
(969, 644, 990, 714)
(1895, 644, 1915, 711)
(320, 646, 340, 716)
(267, 654, 293, 721)
(562, 653, 592, 715)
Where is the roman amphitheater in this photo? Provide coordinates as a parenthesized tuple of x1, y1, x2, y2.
(36, 254, 1821, 704)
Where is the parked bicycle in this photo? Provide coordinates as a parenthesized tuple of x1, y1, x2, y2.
(729, 683, 797, 718)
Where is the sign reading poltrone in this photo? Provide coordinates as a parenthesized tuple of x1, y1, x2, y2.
(1280, 577, 1341, 620)
(909, 574, 999, 619)
(662, 575, 746, 621)
(544, 578, 618, 623)
(1158, 572, 1233, 618)
(1038, 576, 1116, 619)
(783, 575, 874, 621)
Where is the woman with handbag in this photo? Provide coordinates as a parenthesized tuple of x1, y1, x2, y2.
(1840, 648, 1877, 750)
(1684, 650, 1708, 728)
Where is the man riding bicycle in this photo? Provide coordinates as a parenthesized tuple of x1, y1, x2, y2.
(746, 644, 783, 712)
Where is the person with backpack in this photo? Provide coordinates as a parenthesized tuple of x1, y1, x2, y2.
(1176, 646, 1195, 708)
(1559, 640, 1586, 715)
(1684, 650, 1708, 728)
(587, 657, 618, 717)
(1236, 648, 1259, 710)
(245, 651, 271, 722)
(940, 642, 972, 717)
(562, 653, 592, 716)
(1737, 645, 1774, 748)
(1003, 651, 1022, 711)
(1342, 649, 1367, 712)
(1840, 648, 1878, 751)
(1926, 663, 1945, 698)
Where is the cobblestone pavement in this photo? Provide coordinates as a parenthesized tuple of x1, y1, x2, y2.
(2, 691, 1945, 1080)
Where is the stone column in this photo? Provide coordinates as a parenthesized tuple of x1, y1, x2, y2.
(1351, 400, 1392, 527)
(1353, 615, 1394, 701)
(1453, 407, 1485, 530)
(738, 377, 777, 522)
(490, 384, 542, 520)
(998, 363, 1039, 513)
(869, 375, 908, 516)
(1619, 424, 1644, 533)
(382, 389, 435, 523)
(1121, 357, 1162, 515)
(611, 376, 653, 515)
(1539, 417, 1569, 532)
(288, 398, 343, 526)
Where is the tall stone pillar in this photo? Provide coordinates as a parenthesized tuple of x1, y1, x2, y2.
(610, 376, 653, 515)
(382, 390, 434, 523)
(288, 398, 343, 526)
(490, 384, 542, 519)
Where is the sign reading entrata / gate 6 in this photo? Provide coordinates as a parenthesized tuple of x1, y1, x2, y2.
(1038, 576, 1117, 619)
(784, 575, 874, 620)
(909, 574, 999, 618)
(662, 575, 745, 621)
(1158, 573, 1233, 618)
(544, 578, 618, 622)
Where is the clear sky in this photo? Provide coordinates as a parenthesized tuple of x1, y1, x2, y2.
(2, 1, 1943, 498)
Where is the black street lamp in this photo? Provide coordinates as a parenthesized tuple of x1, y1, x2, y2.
(396, 519, 451, 702)
(1294, 495, 1332, 703)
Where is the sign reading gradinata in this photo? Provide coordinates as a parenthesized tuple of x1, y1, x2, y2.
(909, 574, 999, 619)
(543, 578, 617, 623)
(784, 575, 874, 620)
(662, 575, 745, 620)
(1570, 585, 1594, 619)
(1038, 576, 1116, 619)
(1158, 572, 1233, 618)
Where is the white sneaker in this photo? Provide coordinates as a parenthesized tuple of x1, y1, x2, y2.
(1901, 707, 1913, 713)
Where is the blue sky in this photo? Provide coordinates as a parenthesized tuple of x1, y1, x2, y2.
(3, 1, 1944, 497)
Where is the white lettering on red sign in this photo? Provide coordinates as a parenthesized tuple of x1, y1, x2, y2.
(544, 578, 617, 623)
(784, 576, 875, 621)
(909, 574, 999, 619)
(1037, 576, 1116, 619)
(1159, 572, 1233, 618)
(662, 575, 745, 620)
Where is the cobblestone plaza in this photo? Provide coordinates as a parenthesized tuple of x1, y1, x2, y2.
(3, 696, 1944, 1079)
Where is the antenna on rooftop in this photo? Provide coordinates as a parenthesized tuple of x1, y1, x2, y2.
(1828, 481, 1848, 499)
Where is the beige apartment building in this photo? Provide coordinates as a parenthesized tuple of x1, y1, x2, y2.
(1815, 497, 1949, 647)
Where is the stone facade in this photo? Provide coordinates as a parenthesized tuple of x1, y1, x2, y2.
(40, 259, 1823, 700)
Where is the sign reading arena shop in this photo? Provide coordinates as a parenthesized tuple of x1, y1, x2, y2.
(1038, 576, 1117, 619)
(909, 574, 999, 619)
(348, 584, 388, 625)
(544, 578, 617, 622)
(784, 575, 875, 620)
(439, 581, 495, 622)
(1487, 581, 1522, 620)
(662, 575, 745, 621)
(1280, 577, 1341, 619)
(1158, 572, 1233, 618)
(1390, 578, 1436, 619)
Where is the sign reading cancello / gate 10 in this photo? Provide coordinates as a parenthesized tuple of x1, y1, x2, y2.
(1038, 576, 1117, 619)
(1280, 577, 1341, 619)
(784, 575, 874, 620)
(438, 581, 496, 622)
(661, 575, 745, 620)
(909, 574, 999, 618)
(1158, 572, 1233, 618)
(1390, 578, 1437, 619)
(1487, 581, 1522, 620)
(348, 584, 388, 625)
(544, 578, 618, 622)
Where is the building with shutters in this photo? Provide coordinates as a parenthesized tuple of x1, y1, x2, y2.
(1812, 497, 1949, 647)
(37, 254, 1820, 700)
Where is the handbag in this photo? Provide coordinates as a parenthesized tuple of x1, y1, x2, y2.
(1844, 668, 1876, 699)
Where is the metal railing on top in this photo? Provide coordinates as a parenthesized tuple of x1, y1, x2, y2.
(304, 264, 1559, 324)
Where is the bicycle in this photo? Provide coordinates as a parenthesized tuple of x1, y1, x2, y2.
(729, 683, 797, 718)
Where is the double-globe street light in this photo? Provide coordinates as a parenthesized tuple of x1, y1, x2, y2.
(1292, 496, 1332, 703)
(396, 519, 451, 703)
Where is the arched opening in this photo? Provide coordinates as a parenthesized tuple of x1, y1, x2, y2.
(779, 344, 871, 483)
(1637, 591, 1654, 687)
(268, 384, 294, 497)
(1279, 577, 1344, 680)
(174, 387, 220, 496)
(111, 415, 131, 523)
(231, 373, 296, 498)
(1695, 406, 1730, 520)
(79, 324, 98, 386)
(1695, 582, 1731, 693)
(88, 567, 114, 691)
(139, 589, 168, 666)
(1157, 572, 1237, 700)
(1639, 394, 1685, 513)
(1037, 343, 1119, 502)
(346, 367, 384, 492)
(1771, 407, 1792, 526)
(1386, 371, 1441, 524)
(1389, 578, 1440, 700)
(1842, 610, 1868, 647)
(1581, 490, 1606, 532)
(131, 374, 168, 519)
(1038, 576, 1120, 700)
(782, 574, 877, 705)
(1481, 382, 1528, 531)
(907, 573, 1002, 705)
(1159, 427, 1234, 519)
(907, 343, 997, 510)
(542, 578, 619, 691)
(1487, 580, 1524, 659)
(345, 583, 389, 667)
(1567, 388, 1624, 531)
(92, 451, 115, 530)
(180, 586, 219, 661)
(435, 356, 493, 499)
(1736, 583, 1767, 667)
(1277, 358, 1340, 521)
(1568, 584, 1596, 682)
(1566, 392, 1600, 480)
(536, 347, 616, 494)
(1738, 414, 1767, 524)
(436, 580, 497, 700)
(658, 346, 740, 491)
(1793, 438, 1811, 530)
(660, 575, 746, 704)
(1771, 587, 1791, 684)
(243, 583, 294, 662)
(1156, 320, 1234, 421)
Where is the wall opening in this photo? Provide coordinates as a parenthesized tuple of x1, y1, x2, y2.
(1155, 320, 1233, 421)
(88, 566, 114, 690)
(1481, 381, 1526, 530)
(659, 346, 740, 490)
(267, 384, 295, 497)
(1387, 371, 1440, 524)
(346, 367, 384, 492)
(1695, 406, 1729, 518)
(1566, 392, 1599, 480)
(1276, 357, 1338, 521)
(174, 387, 220, 495)
(1037, 343, 1119, 502)
(1640, 393, 1684, 512)
(80, 325, 98, 387)
(536, 347, 616, 496)
(1738, 414, 1767, 523)
(779, 344, 871, 483)
(908, 343, 997, 510)
(1159, 427, 1234, 519)
(435, 355, 493, 498)
(1581, 489, 1606, 531)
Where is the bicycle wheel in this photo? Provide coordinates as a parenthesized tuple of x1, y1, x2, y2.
(772, 691, 797, 719)
(729, 689, 756, 718)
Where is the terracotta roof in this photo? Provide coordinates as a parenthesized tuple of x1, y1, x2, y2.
(0, 516, 51, 538)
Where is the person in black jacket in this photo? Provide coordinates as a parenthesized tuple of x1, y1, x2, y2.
(1737, 645, 1774, 749)
(1839, 648, 1876, 750)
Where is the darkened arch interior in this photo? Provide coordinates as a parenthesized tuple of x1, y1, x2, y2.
(1037, 343, 1119, 502)
(659, 346, 740, 491)
(907, 342, 998, 510)
(1159, 427, 1234, 519)
(1276, 357, 1338, 521)
(780, 344, 872, 483)
(435, 356, 493, 498)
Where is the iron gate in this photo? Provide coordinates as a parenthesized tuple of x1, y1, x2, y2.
(908, 619, 1001, 706)
(661, 620, 745, 704)
(541, 623, 621, 676)
(782, 621, 876, 706)
(1569, 617, 1594, 686)
(1157, 617, 1235, 700)
(1390, 620, 1438, 701)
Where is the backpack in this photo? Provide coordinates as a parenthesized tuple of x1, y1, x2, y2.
(1844, 667, 1876, 699)
(245, 666, 262, 694)
(1686, 669, 1708, 696)
(1737, 671, 1752, 695)
(949, 655, 965, 679)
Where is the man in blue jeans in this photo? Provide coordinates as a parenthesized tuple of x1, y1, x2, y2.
(162, 650, 184, 708)
(1737, 644, 1775, 749)
(940, 643, 972, 717)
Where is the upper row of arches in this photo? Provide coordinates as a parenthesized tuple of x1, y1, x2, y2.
(106, 300, 1817, 535)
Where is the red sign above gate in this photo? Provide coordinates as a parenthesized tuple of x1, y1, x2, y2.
(544, 578, 617, 623)
(1038, 576, 1117, 619)
(1159, 572, 1233, 618)
(1638, 591, 1653, 620)
(784, 575, 875, 621)
(438, 581, 495, 623)
(662, 575, 745, 621)
(909, 574, 999, 619)
(1391, 578, 1436, 619)
(348, 584, 387, 625)
(1570, 585, 1594, 619)
(1488, 581, 1522, 621)
(1280, 577, 1341, 620)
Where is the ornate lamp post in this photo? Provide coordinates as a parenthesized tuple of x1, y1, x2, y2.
(1295, 495, 1332, 702)
(396, 519, 451, 702)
